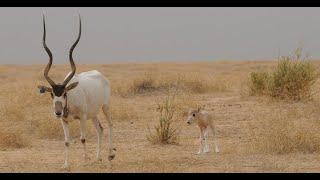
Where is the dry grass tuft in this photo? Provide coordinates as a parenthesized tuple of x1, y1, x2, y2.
(110, 97, 138, 121)
(0, 126, 30, 150)
(247, 106, 320, 154)
(147, 88, 180, 145)
(2, 103, 25, 122)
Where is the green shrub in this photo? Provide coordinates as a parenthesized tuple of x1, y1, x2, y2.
(249, 71, 271, 96)
(249, 47, 318, 101)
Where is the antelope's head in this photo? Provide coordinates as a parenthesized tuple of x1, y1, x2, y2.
(38, 14, 81, 118)
(186, 106, 203, 125)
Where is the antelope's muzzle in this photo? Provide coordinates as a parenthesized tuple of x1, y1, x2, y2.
(54, 101, 63, 118)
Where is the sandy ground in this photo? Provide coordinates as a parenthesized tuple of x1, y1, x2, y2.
(1, 61, 320, 172)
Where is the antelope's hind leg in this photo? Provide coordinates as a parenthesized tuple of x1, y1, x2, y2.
(210, 124, 220, 153)
(102, 104, 115, 161)
(92, 116, 103, 161)
(80, 117, 89, 161)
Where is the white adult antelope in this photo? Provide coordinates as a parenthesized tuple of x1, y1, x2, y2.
(38, 15, 115, 169)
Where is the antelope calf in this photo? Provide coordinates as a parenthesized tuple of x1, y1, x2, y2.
(186, 107, 219, 154)
(37, 15, 115, 169)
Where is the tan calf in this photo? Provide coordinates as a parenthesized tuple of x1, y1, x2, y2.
(186, 107, 219, 154)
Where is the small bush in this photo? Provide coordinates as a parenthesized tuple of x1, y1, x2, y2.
(114, 72, 158, 97)
(147, 88, 179, 145)
(249, 71, 271, 96)
(249, 47, 318, 100)
(0, 127, 30, 150)
(269, 56, 317, 100)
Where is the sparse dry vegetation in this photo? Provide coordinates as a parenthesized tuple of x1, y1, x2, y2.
(1, 61, 320, 172)
(247, 103, 320, 155)
(114, 70, 230, 97)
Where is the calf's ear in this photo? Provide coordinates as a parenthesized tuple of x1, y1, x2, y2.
(38, 85, 52, 94)
(197, 107, 201, 112)
(197, 105, 205, 112)
(182, 109, 188, 117)
(66, 82, 79, 91)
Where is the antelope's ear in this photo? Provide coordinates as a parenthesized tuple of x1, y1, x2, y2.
(182, 109, 189, 117)
(66, 82, 79, 91)
(38, 85, 52, 94)
(197, 106, 203, 112)
(197, 105, 205, 112)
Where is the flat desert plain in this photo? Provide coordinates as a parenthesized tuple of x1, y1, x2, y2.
(1, 61, 320, 172)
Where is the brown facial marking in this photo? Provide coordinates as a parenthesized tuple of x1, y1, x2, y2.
(52, 84, 66, 97)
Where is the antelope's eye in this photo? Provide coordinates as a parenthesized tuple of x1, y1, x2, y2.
(50, 93, 54, 98)
(63, 93, 67, 98)
(193, 114, 195, 117)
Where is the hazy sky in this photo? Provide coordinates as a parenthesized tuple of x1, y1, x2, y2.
(1, 7, 320, 64)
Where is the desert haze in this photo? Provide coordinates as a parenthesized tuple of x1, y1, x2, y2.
(1, 60, 320, 172)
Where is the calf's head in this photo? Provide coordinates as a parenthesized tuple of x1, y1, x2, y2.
(38, 14, 81, 118)
(186, 107, 203, 125)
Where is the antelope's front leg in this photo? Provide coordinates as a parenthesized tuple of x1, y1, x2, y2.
(80, 117, 89, 161)
(203, 128, 210, 153)
(61, 120, 71, 169)
(197, 128, 204, 154)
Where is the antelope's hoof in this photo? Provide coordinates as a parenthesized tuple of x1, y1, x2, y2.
(204, 150, 210, 153)
(96, 157, 102, 162)
(61, 164, 70, 171)
(215, 149, 220, 153)
(108, 154, 115, 161)
(84, 155, 91, 161)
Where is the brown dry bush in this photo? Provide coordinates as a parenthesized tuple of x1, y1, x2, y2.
(0, 125, 30, 150)
(131, 72, 157, 94)
(177, 73, 229, 93)
(114, 71, 229, 97)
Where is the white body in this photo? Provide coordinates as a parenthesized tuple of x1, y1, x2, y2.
(60, 70, 114, 169)
(65, 70, 110, 120)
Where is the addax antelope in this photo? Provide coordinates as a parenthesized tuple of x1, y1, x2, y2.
(37, 15, 115, 169)
(186, 107, 219, 154)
